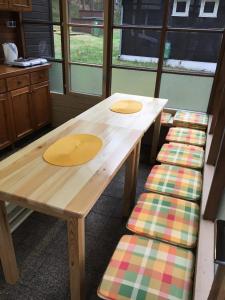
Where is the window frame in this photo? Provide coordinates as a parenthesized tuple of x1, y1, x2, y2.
(21, 0, 225, 100)
(199, 0, 220, 18)
(171, 0, 191, 17)
(64, 1, 105, 97)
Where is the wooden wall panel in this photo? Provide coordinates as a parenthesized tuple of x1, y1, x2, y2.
(0, 12, 23, 63)
(51, 93, 101, 128)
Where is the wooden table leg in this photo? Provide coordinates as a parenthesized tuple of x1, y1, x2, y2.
(0, 201, 19, 284)
(123, 141, 141, 217)
(150, 112, 162, 164)
(67, 217, 85, 300)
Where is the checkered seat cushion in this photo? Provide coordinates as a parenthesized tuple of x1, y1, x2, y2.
(161, 112, 173, 125)
(145, 164, 202, 201)
(157, 142, 204, 169)
(127, 193, 200, 248)
(166, 127, 206, 146)
(98, 235, 194, 300)
(173, 110, 208, 130)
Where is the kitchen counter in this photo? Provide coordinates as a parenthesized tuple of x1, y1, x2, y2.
(0, 63, 51, 79)
(0, 62, 51, 150)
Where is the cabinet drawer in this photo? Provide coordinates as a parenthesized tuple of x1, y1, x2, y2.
(31, 69, 48, 84)
(7, 74, 30, 91)
(0, 79, 6, 93)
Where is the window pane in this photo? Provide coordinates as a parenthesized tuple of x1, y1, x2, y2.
(69, 27, 103, 64)
(52, 0, 60, 22)
(23, 24, 62, 59)
(217, 190, 225, 219)
(23, 0, 60, 22)
(70, 64, 102, 95)
(112, 29, 160, 69)
(159, 73, 213, 111)
(49, 62, 64, 93)
(176, 2, 187, 13)
(68, 0, 104, 24)
(53, 25, 62, 59)
(114, 0, 164, 26)
(111, 68, 156, 97)
(169, 0, 225, 28)
(163, 31, 222, 74)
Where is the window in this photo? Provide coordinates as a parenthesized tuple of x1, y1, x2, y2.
(21, 0, 224, 110)
(114, 0, 164, 26)
(22, 0, 64, 93)
(199, 0, 220, 18)
(172, 0, 191, 17)
(68, 0, 104, 96)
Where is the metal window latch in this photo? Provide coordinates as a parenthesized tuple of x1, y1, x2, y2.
(6, 20, 17, 28)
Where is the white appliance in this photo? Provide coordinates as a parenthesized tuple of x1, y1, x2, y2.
(2, 43, 18, 64)
(11, 58, 48, 67)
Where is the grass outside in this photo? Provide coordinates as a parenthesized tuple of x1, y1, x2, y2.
(53, 27, 157, 68)
(53, 27, 214, 74)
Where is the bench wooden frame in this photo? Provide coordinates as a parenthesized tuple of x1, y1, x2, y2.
(204, 130, 225, 221)
(194, 111, 225, 299)
(207, 87, 225, 165)
(193, 116, 215, 300)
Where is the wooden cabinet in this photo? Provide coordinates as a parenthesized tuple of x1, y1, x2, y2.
(31, 82, 51, 129)
(0, 79, 6, 93)
(10, 86, 34, 140)
(8, 0, 32, 11)
(31, 69, 49, 85)
(7, 74, 30, 91)
(0, 93, 13, 149)
(0, 0, 8, 10)
(0, 0, 31, 11)
(0, 64, 51, 149)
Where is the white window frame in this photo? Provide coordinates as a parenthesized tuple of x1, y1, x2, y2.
(199, 0, 219, 18)
(172, 0, 191, 17)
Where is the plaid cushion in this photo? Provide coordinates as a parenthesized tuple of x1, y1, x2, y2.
(161, 112, 173, 125)
(173, 110, 208, 130)
(157, 142, 204, 169)
(127, 193, 199, 248)
(98, 235, 194, 300)
(145, 164, 202, 201)
(166, 127, 206, 146)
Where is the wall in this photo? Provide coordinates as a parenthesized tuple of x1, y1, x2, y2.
(0, 12, 23, 63)
(22, 1, 54, 58)
(51, 93, 101, 128)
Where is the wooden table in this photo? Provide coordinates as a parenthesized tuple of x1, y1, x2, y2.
(0, 118, 143, 300)
(77, 93, 168, 162)
(0, 93, 167, 299)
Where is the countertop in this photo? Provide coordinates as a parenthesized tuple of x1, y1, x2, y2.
(0, 63, 51, 79)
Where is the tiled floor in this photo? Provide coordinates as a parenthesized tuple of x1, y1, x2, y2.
(0, 142, 151, 299)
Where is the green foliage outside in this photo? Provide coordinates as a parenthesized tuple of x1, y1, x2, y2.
(53, 27, 157, 68)
(51, 0, 60, 22)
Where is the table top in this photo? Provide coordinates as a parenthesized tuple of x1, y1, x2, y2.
(0, 119, 142, 219)
(77, 93, 168, 132)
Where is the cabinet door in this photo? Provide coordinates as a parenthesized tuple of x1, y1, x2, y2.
(0, 93, 14, 149)
(8, 0, 32, 11)
(31, 82, 51, 129)
(0, 0, 8, 10)
(9, 86, 34, 140)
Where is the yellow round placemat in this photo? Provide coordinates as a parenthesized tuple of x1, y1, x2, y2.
(110, 100, 143, 114)
(43, 134, 103, 167)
